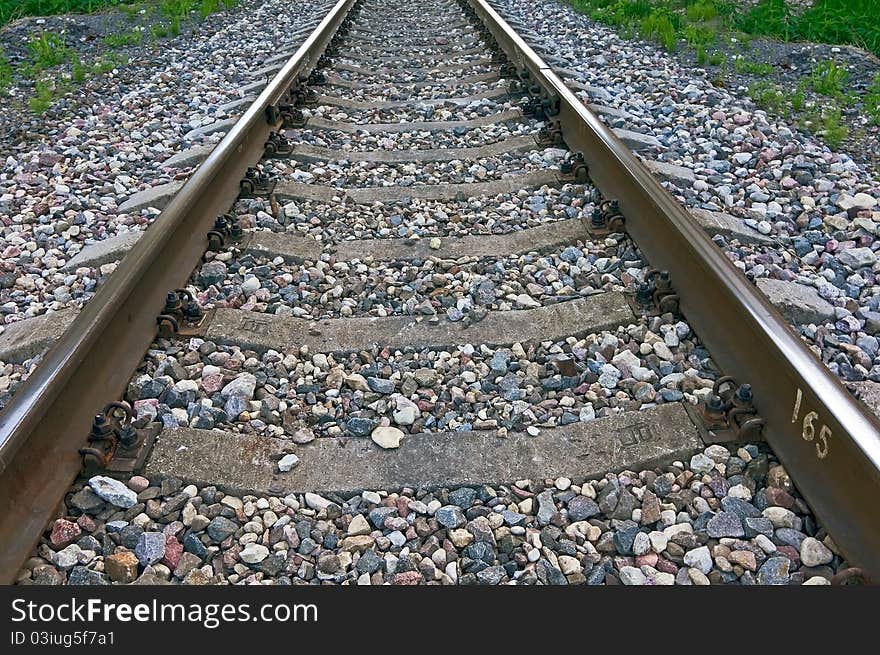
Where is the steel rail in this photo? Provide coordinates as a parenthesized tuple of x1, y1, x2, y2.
(465, 0, 880, 576)
(0, 0, 357, 583)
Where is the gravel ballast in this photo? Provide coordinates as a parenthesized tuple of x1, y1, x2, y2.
(18, 443, 845, 586)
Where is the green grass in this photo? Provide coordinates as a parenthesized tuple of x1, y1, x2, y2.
(803, 106, 849, 147)
(686, 0, 717, 22)
(791, 80, 807, 113)
(0, 0, 235, 116)
(639, 8, 679, 51)
(149, 21, 172, 38)
(733, 56, 772, 75)
(28, 77, 60, 113)
(103, 27, 143, 47)
(748, 81, 786, 115)
(566, 0, 877, 151)
(71, 53, 88, 81)
(735, 0, 792, 40)
(570, 0, 880, 57)
(0, 48, 12, 91)
(707, 50, 725, 66)
(683, 23, 716, 49)
(199, 0, 237, 19)
(736, 0, 879, 57)
(865, 75, 880, 126)
(1, 0, 238, 29)
(808, 60, 848, 97)
(92, 52, 128, 73)
(28, 31, 70, 69)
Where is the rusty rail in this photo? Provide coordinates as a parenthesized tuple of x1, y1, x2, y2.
(464, 0, 880, 576)
(0, 0, 357, 583)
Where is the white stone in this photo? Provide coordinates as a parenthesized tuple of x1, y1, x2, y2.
(611, 349, 642, 373)
(800, 537, 833, 567)
(362, 491, 382, 505)
(240, 543, 269, 564)
(88, 475, 138, 508)
(392, 395, 420, 426)
(347, 514, 371, 536)
(802, 576, 831, 585)
(648, 531, 668, 553)
(683, 545, 713, 574)
(371, 425, 404, 449)
(304, 492, 333, 511)
(619, 566, 646, 585)
(558, 555, 581, 575)
(278, 454, 300, 472)
(53, 544, 83, 568)
(755, 534, 777, 554)
(633, 531, 651, 556)
(241, 276, 261, 293)
(445, 561, 458, 583)
(515, 293, 541, 308)
(762, 506, 798, 529)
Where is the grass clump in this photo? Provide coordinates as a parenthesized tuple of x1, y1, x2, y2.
(686, 0, 717, 23)
(733, 56, 772, 75)
(28, 31, 70, 69)
(791, 80, 807, 113)
(153, 0, 236, 36)
(28, 77, 60, 113)
(104, 28, 143, 48)
(748, 81, 786, 115)
(803, 106, 849, 147)
(736, 0, 879, 57)
(71, 53, 88, 81)
(734, 0, 792, 40)
(570, 0, 880, 57)
(864, 75, 880, 126)
(0, 48, 12, 91)
(808, 60, 848, 97)
(639, 7, 679, 51)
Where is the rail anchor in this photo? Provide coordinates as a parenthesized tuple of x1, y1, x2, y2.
(79, 402, 157, 475)
(280, 103, 306, 128)
(207, 213, 242, 253)
(537, 120, 564, 148)
(634, 268, 678, 315)
(695, 376, 767, 443)
(588, 197, 626, 236)
(264, 131, 295, 158)
(291, 80, 319, 107)
(560, 152, 589, 184)
(157, 288, 205, 338)
(239, 167, 276, 198)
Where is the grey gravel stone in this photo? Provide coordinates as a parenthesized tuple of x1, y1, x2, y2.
(135, 532, 166, 566)
(757, 556, 791, 585)
(435, 505, 466, 529)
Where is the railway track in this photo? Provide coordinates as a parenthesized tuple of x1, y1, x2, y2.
(2, 0, 879, 585)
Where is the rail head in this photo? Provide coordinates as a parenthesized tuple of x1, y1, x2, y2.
(465, 0, 880, 577)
